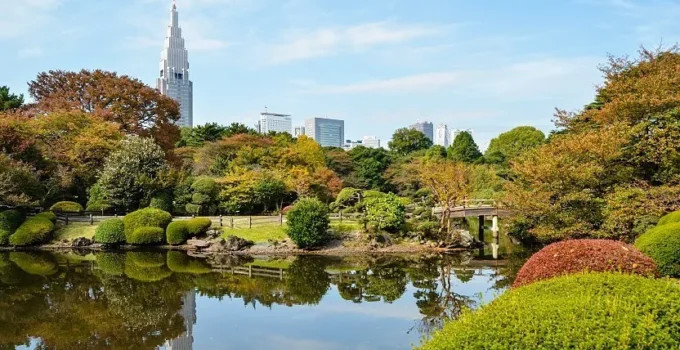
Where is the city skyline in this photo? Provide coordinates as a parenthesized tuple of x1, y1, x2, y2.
(2, 0, 678, 147)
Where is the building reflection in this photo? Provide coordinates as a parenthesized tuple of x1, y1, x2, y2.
(162, 291, 196, 350)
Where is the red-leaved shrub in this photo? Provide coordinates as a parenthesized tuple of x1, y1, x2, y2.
(281, 205, 294, 214)
(513, 239, 658, 288)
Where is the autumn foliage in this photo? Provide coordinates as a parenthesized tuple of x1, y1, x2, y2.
(512, 239, 658, 288)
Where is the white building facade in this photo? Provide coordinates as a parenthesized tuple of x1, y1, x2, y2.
(435, 124, 449, 147)
(362, 136, 381, 148)
(260, 112, 292, 134)
(157, 2, 193, 127)
(450, 128, 474, 142)
(294, 126, 306, 137)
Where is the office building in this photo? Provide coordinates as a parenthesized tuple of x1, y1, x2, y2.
(156, 2, 193, 127)
(362, 136, 381, 148)
(305, 117, 345, 147)
(450, 128, 474, 142)
(162, 291, 196, 350)
(259, 112, 292, 134)
(294, 126, 306, 137)
(435, 124, 449, 147)
(409, 121, 434, 142)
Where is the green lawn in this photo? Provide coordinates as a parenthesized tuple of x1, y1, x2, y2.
(53, 223, 98, 241)
(248, 258, 294, 269)
(220, 225, 287, 243)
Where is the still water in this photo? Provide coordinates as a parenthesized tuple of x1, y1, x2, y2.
(0, 248, 524, 350)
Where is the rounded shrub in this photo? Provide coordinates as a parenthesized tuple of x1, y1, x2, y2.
(127, 251, 166, 268)
(657, 210, 680, 226)
(127, 226, 165, 245)
(9, 252, 59, 276)
(364, 193, 406, 231)
(94, 218, 125, 245)
(34, 211, 57, 223)
(123, 207, 172, 238)
(149, 192, 173, 212)
(49, 201, 83, 213)
(635, 223, 680, 277)
(286, 198, 330, 249)
(124, 262, 172, 282)
(166, 221, 190, 245)
(96, 252, 126, 276)
(9, 216, 55, 246)
(0, 210, 25, 245)
(186, 218, 212, 235)
(167, 251, 213, 274)
(420, 273, 680, 350)
(513, 239, 658, 287)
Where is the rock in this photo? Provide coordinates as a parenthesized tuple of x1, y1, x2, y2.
(451, 230, 475, 248)
(187, 239, 211, 249)
(217, 235, 254, 252)
(206, 228, 221, 239)
(71, 237, 93, 247)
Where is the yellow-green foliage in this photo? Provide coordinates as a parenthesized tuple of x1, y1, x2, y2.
(9, 216, 55, 246)
(124, 251, 172, 282)
(186, 218, 212, 235)
(123, 208, 172, 237)
(94, 218, 125, 244)
(34, 211, 57, 223)
(0, 210, 24, 245)
(657, 210, 680, 226)
(96, 252, 126, 276)
(419, 273, 680, 350)
(635, 223, 680, 277)
(166, 221, 189, 245)
(127, 226, 165, 245)
(127, 251, 166, 268)
(166, 251, 212, 274)
(49, 201, 83, 213)
(9, 252, 59, 276)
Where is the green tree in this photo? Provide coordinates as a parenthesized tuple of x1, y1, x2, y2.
(94, 136, 168, 210)
(485, 126, 545, 165)
(388, 128, 433, 156)
(448, 131, 482, 163)
(424, 145, 448, 160)
(253, 176, 288, 213)
(347, 146, 391, 190)
(0, 86, 23, 111)
(286, 198, 330, 248)
(190, 177, 219, 215)
(365, 193, 406, 232)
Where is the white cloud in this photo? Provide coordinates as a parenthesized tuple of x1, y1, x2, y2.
(0, 0, 63, 39)
(265, 22, 445, 64)
(17, 47, 44, 58)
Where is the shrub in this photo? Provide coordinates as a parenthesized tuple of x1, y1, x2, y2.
(513, 239, 658, 287)
(635, 223, 680, 276)
(34, 211, 57, 223)
(416, 221, 440, 238)
(9, 252, 58, 276)
(419, 273, 680, 350)
(282, 205, 294, 214)
(166, 221, 190, 245)
(123, 207, 172, 238)
(127, 226, 165, 245)
(364, 193, 406, 231)
(149, 192, 173, 212)
(657, 210, 680, 226)
(94, 218, 125, 245)
(186, 218, 212, 235)
(185, 203, 201, 215)
(286, 198, 330, 249)
(127, 251, 166, 267)
(124, 262, 172, 282)
(167, 251, 213, 274)
(0, 210, 24, 245)
(9, 216, 55, 246)
(49, 201, 83, 213)
(97, 252, 126, 275)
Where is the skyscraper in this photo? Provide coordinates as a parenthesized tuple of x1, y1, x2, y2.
(409, 121, 434, 142)
(294, 126, 306, 137)
(305, 117, 345, 147)
(163, 291, 196, 350)
(259, 112, 292, 134)
(435, 124, 449, 147)
(157, 2, 193, 127)
(362, 136, 381, 148)
(451, 128, 474, 142)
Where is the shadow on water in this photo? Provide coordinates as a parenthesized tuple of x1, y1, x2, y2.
(0, 248, 529, 349)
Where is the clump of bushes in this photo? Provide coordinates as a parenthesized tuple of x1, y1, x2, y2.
(167, 251, 213, 274)
(166, 218, 212, 245)
(9, 252, 59, 276)
(0, 210, 24, 245)
(9, 214, 56, 246)
(420, 273, 680, 350)
(123, 208, 172, 242)
(96, 252, 126, 276)
(124, 253, 172, 282)
(657, 210, 680, 226)
(364, 193, 405, 232)
(286, 198, 330, 249)
(635, 223, 680, 277)
(186, 217, 212, 235)
(513, 239, 658, 287)
(127, 226, 165, 245)
(34, 211, 57, 223)
(127, 251, 166, 268)
(94, 218, 125, 245)
(49, 201, 83, 213)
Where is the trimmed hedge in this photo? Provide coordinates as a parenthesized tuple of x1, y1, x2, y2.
(635, 223, 680, 277)
(420, 273, 680, 350)
(286, 198, 330, 249)
(0, 210, 24, 245)
(124, 262, 172, 282)
(123, 208, 172, 241)
(186, 218, 212, 235)
(166, 221, 189, 245)
(657, 210, 680, 226)
(97, 252, 126, 276)
(49, 201, 83, 213)
(94, 218, 126, 245)
(127, 226, 165, 245)
(513, 239, 658, 287)
(34, 211, 57, 223)
(127, 251, 166, 268)
(9, 216, 55, 246)
(9, 252, 59, 276)
(167, 251, 213, 274)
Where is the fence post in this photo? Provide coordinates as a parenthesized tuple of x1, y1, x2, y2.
(279, 213, 283, 226)
(192, 213, 196, 218)
(65, 214, 69, 226)
(101, 209, 104, 216)
(339, 211, 343, 223)
(89, 214, 94, 225)
(248, 216, 252, 229)
(219, 215, 223, 227)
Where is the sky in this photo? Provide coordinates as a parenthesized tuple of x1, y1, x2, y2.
(2, 0, 680, 149)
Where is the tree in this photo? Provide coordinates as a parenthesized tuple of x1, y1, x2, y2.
(27, 69, 180, 151)
(448, 131, 482, 163)
(424, 145, 448, 161)
(419, 160, 472, 232)
(323, 147, 354, 178)
(484, 126, 545, 165)
(0, 154, 42, 207)
(0, 86, 23, 111)
(347, 146, 391, 190)
(364, 193, 406, 232)
(253, 175, 288, 213)
(189, 177, 219, 215)
(93, 136, 168, 210)
(388, 128, 433, 156)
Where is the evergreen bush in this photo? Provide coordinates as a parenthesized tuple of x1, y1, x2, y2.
(49, 201, 83, 213)
(167, 251, 213, 274)
(186, 218, 212, 235)
(286, 198, 330, 248)
(635, 223, 680, 276)
(149, 192, 173, 212)
(514, 239, 658, 287)
(420, 273, 680, 350)
(166, 221, 189, 245)
(34, 211, 57, 223)
(0, 210, 24, 245)
(9, 216, 55, 246)
(364, 193, 405, 231)
(94, 218, 125, 245)
(657, 210, 680, 226)
(123, 207, 172, 239)
(127, 226, 165, 245)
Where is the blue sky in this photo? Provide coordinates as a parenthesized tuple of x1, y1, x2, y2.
(2, 0, 679, 148)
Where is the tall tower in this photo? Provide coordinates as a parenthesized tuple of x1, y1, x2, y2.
(157, 1, 193, 127)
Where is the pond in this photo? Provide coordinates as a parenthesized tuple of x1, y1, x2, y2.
(0, 246, 527, 350)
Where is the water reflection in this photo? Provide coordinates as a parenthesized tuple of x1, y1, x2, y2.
(0, 250, 524, 350)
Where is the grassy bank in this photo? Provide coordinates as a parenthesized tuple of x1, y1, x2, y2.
(53, 223, 97, 241)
